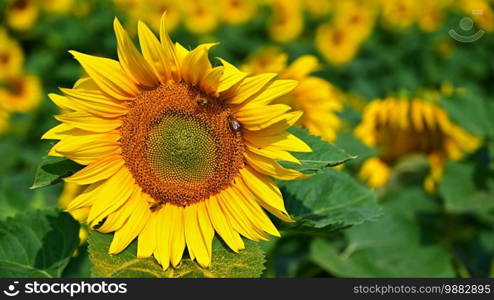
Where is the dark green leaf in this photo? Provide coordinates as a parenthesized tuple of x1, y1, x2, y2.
(280, 169, 382, 231)
(89, 232, 265, 278)
(310, 189, 455, 277)
(280, 127, 356, 174)
(0, 210, 80, 277)
(31, 156, 83, 189)
(439, 161, 494, 221)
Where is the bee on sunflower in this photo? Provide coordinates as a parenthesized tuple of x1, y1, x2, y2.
(355, 97, 481, 192)
(43, 14, 311, 269)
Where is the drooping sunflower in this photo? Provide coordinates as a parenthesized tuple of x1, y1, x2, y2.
(242, 46, 342, 142)
(355, 97, 481, 191)
(43, 15, 311, 269)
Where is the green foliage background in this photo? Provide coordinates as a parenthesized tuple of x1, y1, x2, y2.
(0, 0, 493, 278)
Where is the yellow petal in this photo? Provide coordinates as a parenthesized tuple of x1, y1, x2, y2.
(244, 151, 308, 180)
(109, 192, 151, 254)
(60, 88, 128, 118)
(66, 182, 103, 211)
(184, 205, 209, 267)
(206, 195, 244, 252)
(231, 183, 280, 237)
(246, 144, 300, 164)
(137, 210, 158, 258)
(138, 21, 172, 83)
(55, 112, 122, 133)
(235, 104, 291, 130)
(225, 73, 277, 104)
(245, 79, 298, 106)
(48, 93, 79, 112)
(42, 123, 73, 140)
(196, 201, 214, 262)
(114, 18, 160, 88)
(244, 130, 311, 152)
(64, 155, 124, 184)
(69, 50, 138, 100)
(282, 55, 320, 80)
(169, 205, 186, 267)
(200, 66, 224, 95)
(216, 58, 248, 93)
(87, 167, 135, 226)
(159, 12, 180, 81)
(181, 43, 217, 86)
(239, 167, 286, 213)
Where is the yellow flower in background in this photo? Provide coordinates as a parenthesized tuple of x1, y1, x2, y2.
(114, 0, 181, 34)
(243, 46, 342, 142)
(315, 22, 361, 66)
(0, 28, 24, 80)
(59, 183, 89, 247)
(417, 1, 448, 32)
(41, 0, 74, 14)
(333, 0, 377, 42)
(459, 0, 494, 32)
(43, 15, 311, 269)
(180, 0, 219, 34)
(302, 0, 332, 19)
(0, 74, 42, 112)
(220, 0, 258, 25)
(379, 0, 419, 30)
(268, 0, 304, 42)
(6, 0, 39, 31)
(355, 97, 481, 191)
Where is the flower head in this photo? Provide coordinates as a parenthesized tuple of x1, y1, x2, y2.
(43, 14, 311, 269)
(355, 97, 481, 191)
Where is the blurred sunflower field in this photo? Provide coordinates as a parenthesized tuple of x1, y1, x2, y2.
(0, 0, 494, 279)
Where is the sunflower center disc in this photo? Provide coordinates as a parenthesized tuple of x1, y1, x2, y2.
(121, 82, 245, 208)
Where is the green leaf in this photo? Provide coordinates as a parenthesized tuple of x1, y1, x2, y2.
(439, 161, 494, 221)
(279, 127, 356, 174)
(280, 169, 382, 232)
(31, 156, 83, 189)
(89, 231, 265, 278)
(0, 209, 80, 277)
(310, 188, 455, 277)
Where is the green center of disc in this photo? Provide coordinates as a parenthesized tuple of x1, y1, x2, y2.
(146, 113, 217, 182)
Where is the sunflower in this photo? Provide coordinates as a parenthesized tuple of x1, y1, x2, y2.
(332, 0, 376, 42)
(379, 0, 419, 30)
(315, 22, 361, 66)
(6, 0, 39, 31)
(43, 14, 311, 269)
(355, 97, 481, 191)
(243, 46, 342, 142)
(268, 0, 304, 43)
(0, 73, 42, 113)
(180, 0, 219, 34)
(0, 28, 24, 80)
(220, 0, 258, 25)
